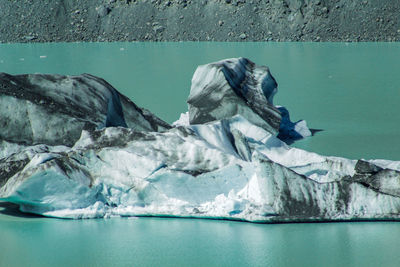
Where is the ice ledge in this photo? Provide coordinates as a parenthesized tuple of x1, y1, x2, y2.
(1, 117, 400, 222)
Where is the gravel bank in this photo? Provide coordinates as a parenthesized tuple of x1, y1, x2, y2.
(1, 0, 399, 43)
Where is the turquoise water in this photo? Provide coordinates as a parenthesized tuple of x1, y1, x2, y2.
(1, 204, 400, 267)
(1, 42, 400, 266)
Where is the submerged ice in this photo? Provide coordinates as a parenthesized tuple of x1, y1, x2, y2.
(1, 58, 400, 222)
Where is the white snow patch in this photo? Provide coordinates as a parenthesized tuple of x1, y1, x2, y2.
(173, 112, 190, 126)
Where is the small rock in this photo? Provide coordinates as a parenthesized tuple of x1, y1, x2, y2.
(96, 5, 111, 17)
(153, 25, 164, 34)
(218, 20, 224, 26)
(24, 35, 37, 41)
(239, 33, 247, 39)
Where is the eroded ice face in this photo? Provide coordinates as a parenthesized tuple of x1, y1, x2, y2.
(188, 57, 281, 135)
(260, 68, 278, 105)
(219, 57, 278, 105)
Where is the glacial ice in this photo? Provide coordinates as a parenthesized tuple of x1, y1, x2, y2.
(188, 58, 281, 135)
(1, 58, 400, 222)
(0, 72, 170, 149)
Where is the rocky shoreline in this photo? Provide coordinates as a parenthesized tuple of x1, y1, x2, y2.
(1, 0, 399, 43)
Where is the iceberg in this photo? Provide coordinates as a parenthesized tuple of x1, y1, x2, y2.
(1, 58, 400, 223)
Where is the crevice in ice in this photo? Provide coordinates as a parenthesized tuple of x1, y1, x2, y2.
(105, 87, 128, 128)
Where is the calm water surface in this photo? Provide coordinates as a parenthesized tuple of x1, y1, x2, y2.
(1, 42, 400, 266)
(1, 206, 400, 267)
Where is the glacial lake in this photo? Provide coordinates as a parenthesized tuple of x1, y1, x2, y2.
(1, 42, 400, 266)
